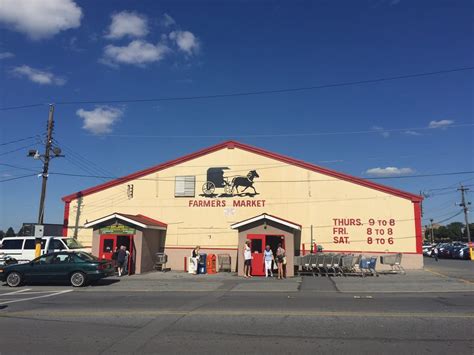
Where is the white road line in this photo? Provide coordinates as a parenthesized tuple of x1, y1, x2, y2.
(0, 290, 73, 306)
(0, 288, 31, 297)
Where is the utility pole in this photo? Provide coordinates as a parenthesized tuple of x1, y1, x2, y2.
(38, 104, 54, 226)
(430, 218, 434, 244)
(28, 104, 63, 257)
(458, 185, 472, 260)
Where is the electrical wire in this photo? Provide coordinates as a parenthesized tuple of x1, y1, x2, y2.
(90, 123, 474, 139)
(433, 211, 463, 224)
(0, 143, 37, 156)
(0, 135, 39, 146)
(0, 173, 38, 183)
(48, 170, 474, 182)
(0, 163, 38, 172)
(1, 66, 473, 111)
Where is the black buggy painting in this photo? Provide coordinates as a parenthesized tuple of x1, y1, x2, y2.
(201, 167, 259, 197)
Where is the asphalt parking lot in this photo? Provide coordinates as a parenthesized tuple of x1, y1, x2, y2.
(0, 260, 472, 354)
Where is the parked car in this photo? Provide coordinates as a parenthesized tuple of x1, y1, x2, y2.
(0, 236, 88, 263)
(455, 246, 471, 260)
(0, 251, 114, 287)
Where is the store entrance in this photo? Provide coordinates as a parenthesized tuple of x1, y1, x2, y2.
(247, 234, 285, 276)
(99, 234, 135, 275)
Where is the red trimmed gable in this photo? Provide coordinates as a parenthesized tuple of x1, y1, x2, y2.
(62, 140, 422, 203)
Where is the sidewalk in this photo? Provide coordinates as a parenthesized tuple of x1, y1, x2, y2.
(81, 269, 473, 293)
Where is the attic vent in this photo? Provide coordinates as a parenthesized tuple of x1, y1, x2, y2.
(175, 176, 195, 197)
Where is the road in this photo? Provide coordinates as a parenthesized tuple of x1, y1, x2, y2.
(0, 262, 472, 354)
(424, 255, 474, 282)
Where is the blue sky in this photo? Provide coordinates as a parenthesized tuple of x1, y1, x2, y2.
(0, 0, 473, 231)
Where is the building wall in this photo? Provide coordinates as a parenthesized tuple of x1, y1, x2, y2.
(64, 146, 421, 269)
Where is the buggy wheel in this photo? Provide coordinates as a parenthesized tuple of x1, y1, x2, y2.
(202, 182, 215, 195)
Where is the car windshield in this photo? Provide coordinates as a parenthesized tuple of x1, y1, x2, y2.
(63, 238, 84, 249)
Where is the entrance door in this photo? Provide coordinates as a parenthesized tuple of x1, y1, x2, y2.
(99, 235, 116, 260)
(247, 234, 264, 276)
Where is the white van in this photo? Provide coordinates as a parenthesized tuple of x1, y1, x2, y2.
(0, 236, 87, 263)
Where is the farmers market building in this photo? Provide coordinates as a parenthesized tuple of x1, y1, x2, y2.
(61, 141, 423, 275)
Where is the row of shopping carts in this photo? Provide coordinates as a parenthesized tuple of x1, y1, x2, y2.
(295, 253, 405, 277)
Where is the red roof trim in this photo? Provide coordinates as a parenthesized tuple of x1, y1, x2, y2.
(62, 140, 422, 202)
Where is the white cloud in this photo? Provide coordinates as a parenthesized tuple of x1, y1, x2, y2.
(161, 13, 176, 27)
(372, 126, 390, 138)
(105, 11, 148, 40)
(0, 51, 14, 59)
(169, 30, 200, 55)
(76, 106, 123, 134)
(366, 167, 415, 177)
(429, 119, 454, 129)
(102, 40, 170, 67)
(404, 130, 422, 136)
(0, 0, 82, 40)
(11, 65, 66, 85)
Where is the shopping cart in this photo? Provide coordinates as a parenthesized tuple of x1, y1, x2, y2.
(154, 253, 170, 272)
(380, 253, 405, 274)
(217, 254, 231, 272)
(359, 256, 378, 277)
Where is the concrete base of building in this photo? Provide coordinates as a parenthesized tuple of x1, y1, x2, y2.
(162, 249, 423, 275)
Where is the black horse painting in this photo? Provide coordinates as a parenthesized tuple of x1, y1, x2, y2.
(232, 170, 259, 195)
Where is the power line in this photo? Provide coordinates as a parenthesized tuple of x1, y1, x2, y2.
(0, 135, 39, 146)
(1, 66, 473, 111)
(433, 211, 463, 224)
(90, 123, 474, 139)
(48, 170, 474, 182)
(0, 143, 37, 156)
(0, 163, 39, 173)
(0, 173, 38, 183)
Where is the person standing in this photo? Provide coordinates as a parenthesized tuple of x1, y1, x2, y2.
(276, 243, 286, 279)
(263, 245, 274, 278)
(243, 240, 252, 278)
(111, 247, 119, 274)
(117, 245, 127, 277)
(191, 246, 201, 275)
(123, 247, 131, 275)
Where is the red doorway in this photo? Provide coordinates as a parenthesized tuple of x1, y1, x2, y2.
(247, 234, 285, 276)
(99, 234, 135, 275)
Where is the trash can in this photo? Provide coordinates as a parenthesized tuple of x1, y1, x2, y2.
(197, 253, 207, 274)
(206, 254, 216, 274)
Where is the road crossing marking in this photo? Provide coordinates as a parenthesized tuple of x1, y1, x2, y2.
(0, 288, 31, 297)
(0, 290, 73, 306)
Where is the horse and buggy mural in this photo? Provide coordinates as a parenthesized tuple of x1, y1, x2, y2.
(201, 167, 259, 197)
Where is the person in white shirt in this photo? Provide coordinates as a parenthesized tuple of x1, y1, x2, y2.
(243, 240, 252, 278)
(263, 245, 274, 278)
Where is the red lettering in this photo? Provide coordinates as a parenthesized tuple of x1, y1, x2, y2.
(333, 236, 349, 244)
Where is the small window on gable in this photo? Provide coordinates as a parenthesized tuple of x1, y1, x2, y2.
(175, 176, 195, 197)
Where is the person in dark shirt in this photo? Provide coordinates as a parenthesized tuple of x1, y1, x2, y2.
(117, 246, 127, 277)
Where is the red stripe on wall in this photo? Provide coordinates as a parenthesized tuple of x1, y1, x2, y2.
(62, 201, 70, 236)
(414, 201, 423, 254)
(165, 246, 238, 251)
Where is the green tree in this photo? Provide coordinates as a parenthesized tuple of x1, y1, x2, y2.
(0, 230, 5, 239)
(5, 227, 15, 237)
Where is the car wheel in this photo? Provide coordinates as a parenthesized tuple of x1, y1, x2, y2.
(6, 271, 22, 287)
(70, 271, 87, 287)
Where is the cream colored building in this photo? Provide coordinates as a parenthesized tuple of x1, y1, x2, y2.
(62, 141, 423, 274)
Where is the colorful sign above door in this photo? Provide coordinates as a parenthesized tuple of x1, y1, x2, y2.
(99, 224, 136, 234)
